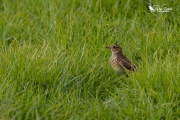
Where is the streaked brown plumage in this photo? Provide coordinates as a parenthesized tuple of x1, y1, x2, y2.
(106, 44, 136, 74)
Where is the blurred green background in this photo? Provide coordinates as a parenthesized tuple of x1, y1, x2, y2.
(0, 0, 180, 119)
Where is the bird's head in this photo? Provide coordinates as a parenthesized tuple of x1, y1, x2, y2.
(106, 44, 122, 54)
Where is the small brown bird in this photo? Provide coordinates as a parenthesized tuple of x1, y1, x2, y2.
(106, 44, 136, 74)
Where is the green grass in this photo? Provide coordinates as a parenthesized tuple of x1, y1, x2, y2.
(0, 0, 180, 119)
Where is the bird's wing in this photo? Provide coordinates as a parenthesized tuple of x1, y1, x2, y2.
(122, 57, 133, 70)
(117, 56, 135, 71)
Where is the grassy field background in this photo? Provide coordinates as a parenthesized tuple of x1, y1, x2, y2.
(0, 0, 180, 119)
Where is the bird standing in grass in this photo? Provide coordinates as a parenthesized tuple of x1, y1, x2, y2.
(106, 44, 136, 74)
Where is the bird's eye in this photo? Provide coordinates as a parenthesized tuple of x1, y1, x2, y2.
(113, 46, 116, 48)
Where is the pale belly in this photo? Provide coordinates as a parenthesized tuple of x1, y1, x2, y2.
(112, 66, 125, 74)
(110, 57, 125, 74)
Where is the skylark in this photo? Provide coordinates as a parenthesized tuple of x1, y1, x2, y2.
(106, 44, 136, 74)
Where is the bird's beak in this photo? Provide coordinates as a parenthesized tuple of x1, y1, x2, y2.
(106, 46, 110, 49)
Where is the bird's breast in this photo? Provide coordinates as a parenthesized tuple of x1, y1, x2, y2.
(110, 56, 124, 73)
